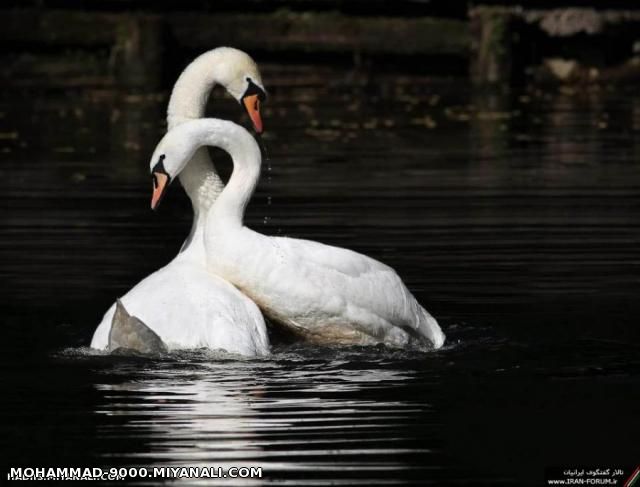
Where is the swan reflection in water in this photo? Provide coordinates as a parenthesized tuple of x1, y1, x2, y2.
(92, 350, 432, 484)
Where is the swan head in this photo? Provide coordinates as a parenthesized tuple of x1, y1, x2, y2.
(213, 47, 266, 133)
(149, 126, 198, 210)
(169, 47, 267, 133)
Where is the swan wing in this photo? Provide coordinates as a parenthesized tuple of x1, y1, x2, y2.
(259, 236, 444, 347)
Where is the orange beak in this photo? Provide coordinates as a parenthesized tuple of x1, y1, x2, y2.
(243, 94, 263, 134)
(151, 171, 170, 210)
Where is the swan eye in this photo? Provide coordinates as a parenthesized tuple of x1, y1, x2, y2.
(242, 78, 266, 102)
(152, 154, 168, 185)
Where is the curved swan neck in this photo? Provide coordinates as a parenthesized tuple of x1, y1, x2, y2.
(166, 49, 229, 251)
(178, 148, 225, 212)
(196, 120, 262, 227)
(168, 49, 230, 128)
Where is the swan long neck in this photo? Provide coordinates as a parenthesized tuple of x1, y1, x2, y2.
(167, 50, 231, 214)
(168, 49, 230, 126)
(202, 122, 262, 228)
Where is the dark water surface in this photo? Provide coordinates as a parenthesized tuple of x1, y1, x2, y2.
(1, 80, 639, 485)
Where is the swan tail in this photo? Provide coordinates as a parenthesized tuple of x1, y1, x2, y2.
(108, 300, 168, 354)
(414, 305, 446, 349)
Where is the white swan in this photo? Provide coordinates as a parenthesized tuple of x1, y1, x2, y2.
(90, 48, 269, 356)
(150, 119, 446, 350)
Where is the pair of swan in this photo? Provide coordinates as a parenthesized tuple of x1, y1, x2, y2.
(91, 47, 445, 356)
(91, 48, 270, 356)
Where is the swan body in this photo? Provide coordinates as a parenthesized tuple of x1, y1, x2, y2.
(151, 119, 446, 349)
(91, 48, 270, 356)
(92, 262, 268, 355)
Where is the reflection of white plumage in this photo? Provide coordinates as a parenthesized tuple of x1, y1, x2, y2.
(95, 368, 266, 472)
(151, 118, 446, 349)
(90, 48, 269, 356)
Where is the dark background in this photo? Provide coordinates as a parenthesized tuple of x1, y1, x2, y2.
(1, 1, 639, 486)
